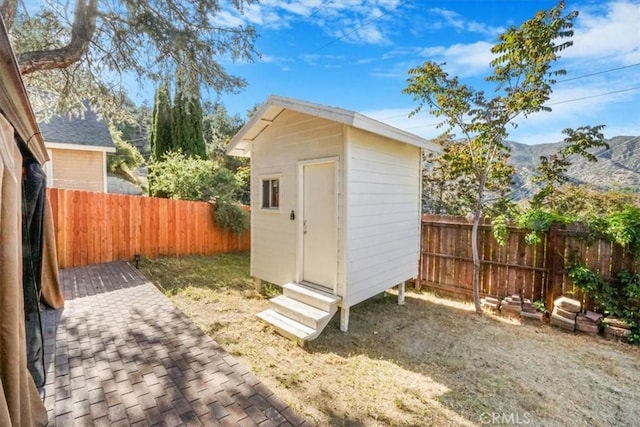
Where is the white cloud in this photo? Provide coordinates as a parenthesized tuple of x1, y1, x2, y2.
(567, 0, 640, 65)
(210, 10, 245, 27)
(210, 0, 404, 45)
(429, 8, 505, 37)
(362, 107, 450, 140)
(417, 41, 495, 77)
(362, 68, 640, 145)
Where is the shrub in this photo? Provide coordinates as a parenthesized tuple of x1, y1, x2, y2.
(148, 151, 248, 233)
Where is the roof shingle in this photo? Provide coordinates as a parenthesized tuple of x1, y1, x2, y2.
(39, 104, 114, 148)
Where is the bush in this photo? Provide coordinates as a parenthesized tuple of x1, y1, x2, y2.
(148, 151, 248, 233)
(149, 151, 239, 201)
(569, 264, 640, 344)
(214, 201, 249, 234)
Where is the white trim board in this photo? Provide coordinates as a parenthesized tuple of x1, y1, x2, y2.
(227, 95, 441, 157)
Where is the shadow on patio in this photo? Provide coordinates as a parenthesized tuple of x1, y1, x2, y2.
(40, 261, 308, 426)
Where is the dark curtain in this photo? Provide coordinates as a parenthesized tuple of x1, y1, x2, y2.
(21, 158, 47, 388)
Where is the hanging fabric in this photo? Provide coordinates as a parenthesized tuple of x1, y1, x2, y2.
(21, 158, 47, 387)
(0, 114, 48, 427)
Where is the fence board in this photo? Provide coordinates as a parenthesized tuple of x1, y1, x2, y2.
(418, 215, 634, 311)
(47, 188, 250, 268)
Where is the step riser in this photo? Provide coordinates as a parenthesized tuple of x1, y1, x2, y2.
(283, 288, 334, 311)
(271, 325, 318, 345)
(258, 283, 342, 345)
(256, 310, 318, 344)
(270, 300, 328, 329)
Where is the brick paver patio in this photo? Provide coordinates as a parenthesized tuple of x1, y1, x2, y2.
(39, 261, 308, 426)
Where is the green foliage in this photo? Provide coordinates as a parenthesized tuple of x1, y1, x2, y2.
(148, 151, 237, 201)
(541, 184, 639, 220)
(172, 70, 206, 159)
(403, 1, 583, 313)
(569, 265, 640, 344)
(107, 127, 144, 181)
(151, 82, 174, 160)
(202, 102, 250, 204)
(533, 300, 548, 314)
(531, 126, 607, 209)
(515, 209, 573, 244)
(235, 166, 251, 205)
(569, 265, 606, 296)
(204, 102, 246, 168)
(214, 201, 249, 235)
(6, 0, 257, 120)
(604, 207, 640, 250)
(148, 151, 248, 233)
(492, 215, 508, 246)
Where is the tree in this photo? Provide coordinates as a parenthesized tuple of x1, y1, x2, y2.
(530, 126, 608, 209)
(204, 102, 245, 168)
(107, 127, 144, 183)
(150, 82, 173, 160)
(172, 70, 206, 159)
(147, 151, 248, 233)
(4, 0, 257, 117)
(403, 1, 602, 313)
(203, 102, 252, 203)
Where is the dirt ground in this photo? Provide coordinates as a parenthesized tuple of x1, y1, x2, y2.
(141, 253, 640, 426)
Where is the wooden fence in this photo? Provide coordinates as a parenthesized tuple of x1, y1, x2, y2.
(418, 214, 637, 311)
(48, 188, 250, 268)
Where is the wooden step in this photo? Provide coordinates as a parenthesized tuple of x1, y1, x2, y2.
(283, 283, 341, 312)
(270, 295, 329, 329)
(257, 309, 316, 344)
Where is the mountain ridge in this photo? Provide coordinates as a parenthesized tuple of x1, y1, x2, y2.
(506, 136, 640, 200)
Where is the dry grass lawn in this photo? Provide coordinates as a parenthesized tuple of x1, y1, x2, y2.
(141, 253, 640, 426)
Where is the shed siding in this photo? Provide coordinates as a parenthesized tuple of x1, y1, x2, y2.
(251, 110, 344, 288)
(346, 127, 421, 306)
(50, 148, 105, 192)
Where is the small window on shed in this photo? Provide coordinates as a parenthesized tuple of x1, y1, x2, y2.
(261, 178, 279, 209)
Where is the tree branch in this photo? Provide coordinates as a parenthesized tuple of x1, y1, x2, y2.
(0, 0, 19, 29)
(17, 0, 98, 74)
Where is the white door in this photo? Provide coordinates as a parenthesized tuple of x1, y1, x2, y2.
(302, 162, 337, 289)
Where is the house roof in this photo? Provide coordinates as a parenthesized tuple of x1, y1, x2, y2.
(0, 18, 48, 164)
(227, 95, 441, 157)
(40, 103, 115, 151)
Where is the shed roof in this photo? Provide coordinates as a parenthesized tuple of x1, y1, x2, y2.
(227, 95, 441, 157)
(0, 19, 48, 164)
(40, 103, 115, 150)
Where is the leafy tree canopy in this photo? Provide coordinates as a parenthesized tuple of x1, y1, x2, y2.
(150, 81, 174, 160)
(107, 126, 144, 183)
(148, 151, 240, 202)
(403, 1, 604, 313)
(147, 151, 248, 233)
(3, 0, 258, 120)
(172, 69, 206, 159)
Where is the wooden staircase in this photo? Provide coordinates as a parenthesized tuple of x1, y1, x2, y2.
(257, 282, 341, 345)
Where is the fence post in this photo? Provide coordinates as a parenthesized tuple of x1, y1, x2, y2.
(545, 225, 562, 312)
(416, 218, 424, 290)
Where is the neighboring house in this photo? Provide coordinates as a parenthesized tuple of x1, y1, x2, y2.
(39, 104, 115, 193)
(227, 95, 441, 344)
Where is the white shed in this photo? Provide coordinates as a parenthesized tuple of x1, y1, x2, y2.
(228, 95, 440, 344)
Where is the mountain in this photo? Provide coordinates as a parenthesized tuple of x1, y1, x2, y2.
(506, 136, 640, 201)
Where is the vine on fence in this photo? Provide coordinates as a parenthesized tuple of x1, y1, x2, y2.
(569, 264, 640, 344)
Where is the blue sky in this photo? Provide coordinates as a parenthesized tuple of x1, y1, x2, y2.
(205, 0, 639, 145)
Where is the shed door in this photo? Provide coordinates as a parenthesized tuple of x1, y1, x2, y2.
(302, 162, 337, 289)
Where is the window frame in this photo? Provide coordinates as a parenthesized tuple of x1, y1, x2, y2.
(260, 175, 281, 211)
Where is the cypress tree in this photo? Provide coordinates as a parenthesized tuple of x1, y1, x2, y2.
(151, 81, 173, 160)
(172, 69, 206, 159)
